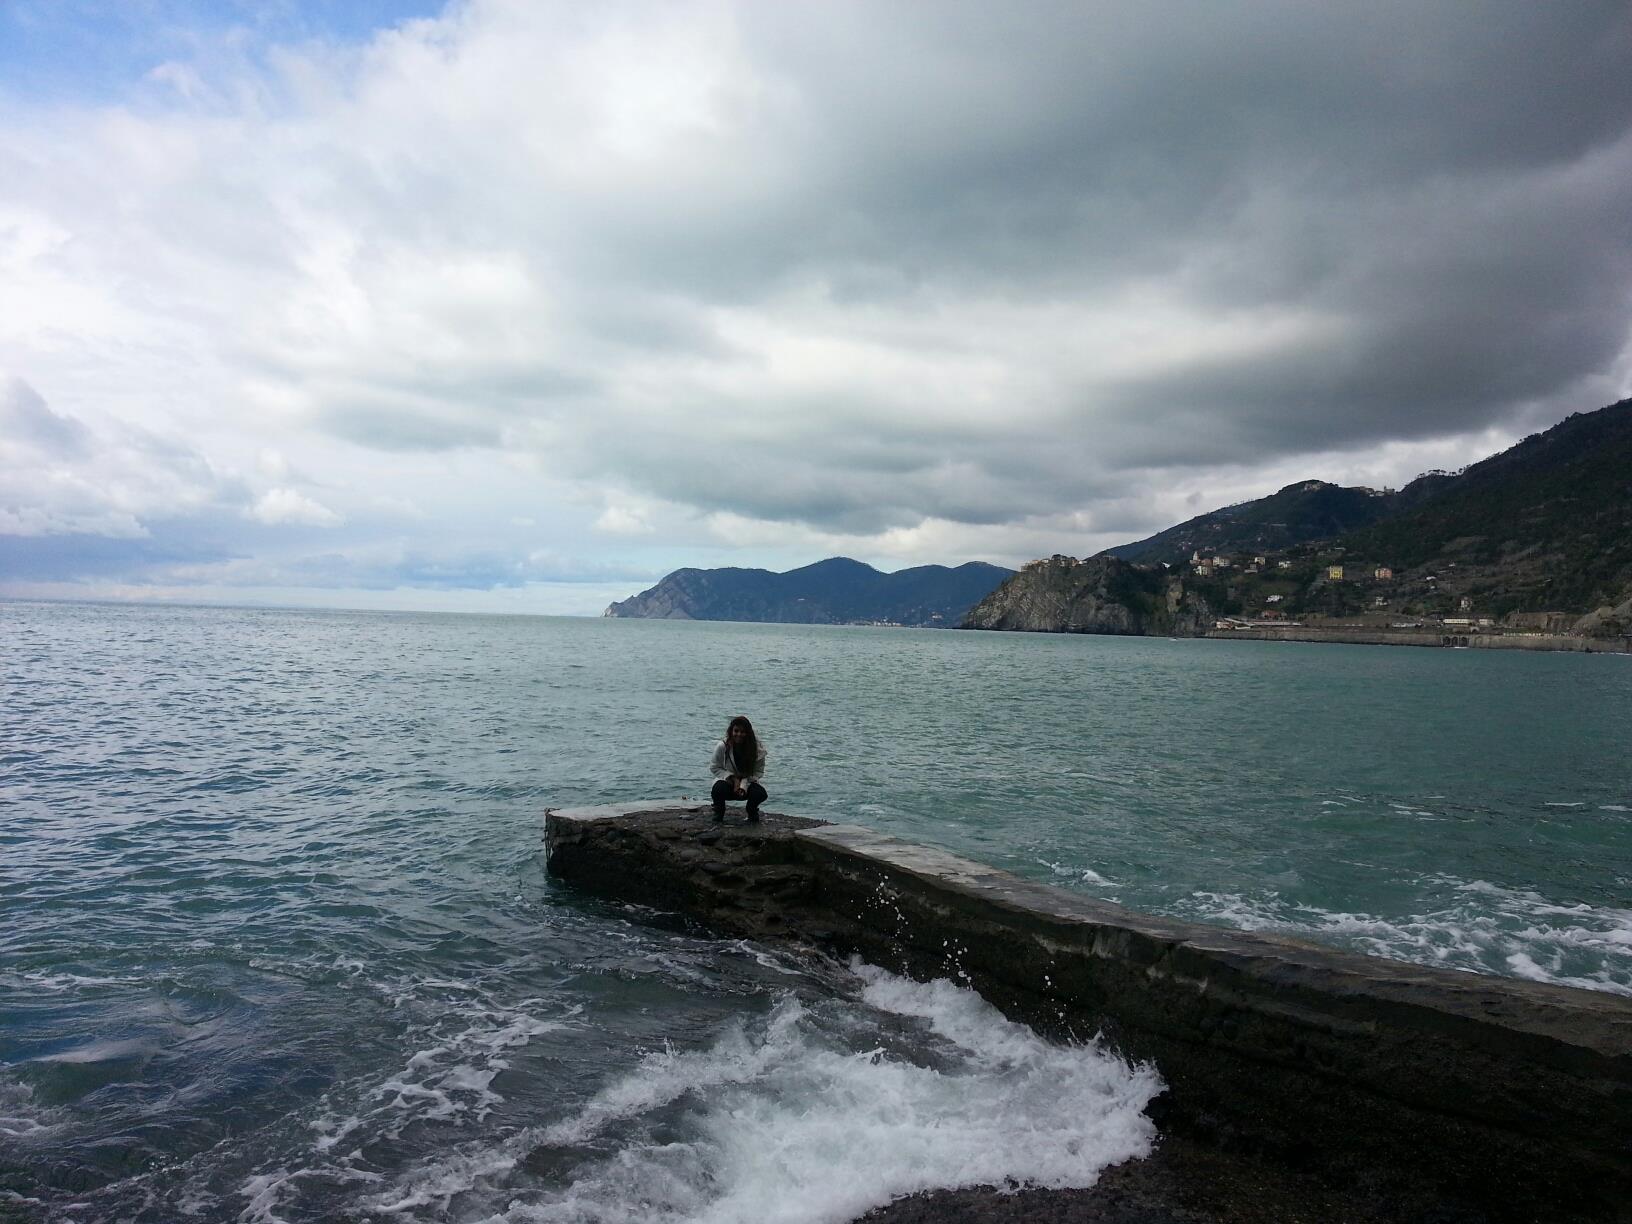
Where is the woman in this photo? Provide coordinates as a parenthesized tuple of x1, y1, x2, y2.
(709, 715, 767, 823)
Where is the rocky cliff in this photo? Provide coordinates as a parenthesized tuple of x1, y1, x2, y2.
(960, 553, 1213, 634)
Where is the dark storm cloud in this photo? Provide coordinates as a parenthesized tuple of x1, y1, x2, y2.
(568, 2, 1631, 296)
(505, 1, 1632, 529)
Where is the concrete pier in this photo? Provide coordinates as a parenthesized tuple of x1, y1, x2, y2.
(545, 803, 1632, 1222)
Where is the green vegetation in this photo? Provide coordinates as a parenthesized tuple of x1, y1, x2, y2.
(1111, 397, 1632, 622)
(1341, 401, 1632, 615)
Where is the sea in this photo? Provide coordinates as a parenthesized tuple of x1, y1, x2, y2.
(3, 600, 1629, 1223)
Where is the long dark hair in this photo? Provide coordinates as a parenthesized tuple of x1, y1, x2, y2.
(726, 715, 759, 774)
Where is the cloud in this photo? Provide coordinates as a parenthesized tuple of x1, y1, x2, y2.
(0, 375, 91, 457)
(0, 378, 652, 595)
(0, 376, 232, 540)
(593, 502, 654, 536)
(247, 487, 343, 527)
(0, 507, 147, 539)
(2, 1, 1631, 606)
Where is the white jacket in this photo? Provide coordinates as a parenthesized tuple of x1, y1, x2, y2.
(709, 738, 766, 783)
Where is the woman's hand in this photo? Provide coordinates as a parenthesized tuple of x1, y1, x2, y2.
(731, 777, 746, 799)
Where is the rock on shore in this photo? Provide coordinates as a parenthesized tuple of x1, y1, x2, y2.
(960, 554, 1213, 635)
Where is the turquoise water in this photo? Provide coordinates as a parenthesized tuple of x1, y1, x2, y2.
(3, 602, 1629, 1221)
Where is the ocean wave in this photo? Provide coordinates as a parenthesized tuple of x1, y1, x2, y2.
(362, 960, 1161, 1224)
(1040, 859, 1121, 888)
(0, 1074, 64, 1141)
(1176, 879, 1632, 996)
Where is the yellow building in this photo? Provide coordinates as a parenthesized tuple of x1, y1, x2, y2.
(1327, 565, 1344, 581)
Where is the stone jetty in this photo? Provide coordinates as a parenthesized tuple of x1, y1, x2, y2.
(545, 802, 1632, 1223)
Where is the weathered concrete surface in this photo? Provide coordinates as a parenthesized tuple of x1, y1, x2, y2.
(545, 804, 1632, 1223)
(543, 801, 829, 939)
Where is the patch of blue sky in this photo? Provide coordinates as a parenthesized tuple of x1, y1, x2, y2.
(0, 0, 447, 105)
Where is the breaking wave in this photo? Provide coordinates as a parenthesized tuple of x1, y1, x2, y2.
(357, 961, 1161, 1224)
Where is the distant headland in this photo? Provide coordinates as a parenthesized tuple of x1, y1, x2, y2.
(603, 556, 1012, 627)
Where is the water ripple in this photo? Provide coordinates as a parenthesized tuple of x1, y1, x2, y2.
(3, 602, 1629, 1221)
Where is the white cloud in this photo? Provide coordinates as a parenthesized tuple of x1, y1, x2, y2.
(593, 503, 655, 535)
(247, 487, 343, 527)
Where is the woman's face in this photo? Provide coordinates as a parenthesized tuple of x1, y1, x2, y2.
(728, 723, 748, 744)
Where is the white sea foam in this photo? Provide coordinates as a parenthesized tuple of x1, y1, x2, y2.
(0, 1074, 63, 1140)
(366, 962, 1161, 1224)
(31, 1037, 157, 1065)
(3, 969, 132, 992)
(366, 1004, 563, 1131)
(735, 943, 805, 976)
(1179, 880, 1632, 996)
(240, 1169, 298, 1224)
(284, 981, 574, 1203)
(237, 1161, 387, 1221)
(1041, 859, 1120, 888)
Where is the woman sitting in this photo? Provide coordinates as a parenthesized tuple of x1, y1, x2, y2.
(709, 715, 767, 823)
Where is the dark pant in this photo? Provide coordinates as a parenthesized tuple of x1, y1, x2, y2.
(711, 778, 767, 816)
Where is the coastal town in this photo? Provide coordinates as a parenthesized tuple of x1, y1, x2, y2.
(1181, 545, 1627, 649)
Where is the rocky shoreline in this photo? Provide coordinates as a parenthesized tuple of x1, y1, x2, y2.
(1201, 625, 1632, 652)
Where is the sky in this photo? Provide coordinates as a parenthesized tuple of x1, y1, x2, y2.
(3, 1, 1631, 615)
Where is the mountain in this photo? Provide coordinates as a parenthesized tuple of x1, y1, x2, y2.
(1107, 480, 1403, 566)
(603, 557, 1014, 627)
(1338, 397, 1632, 615)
